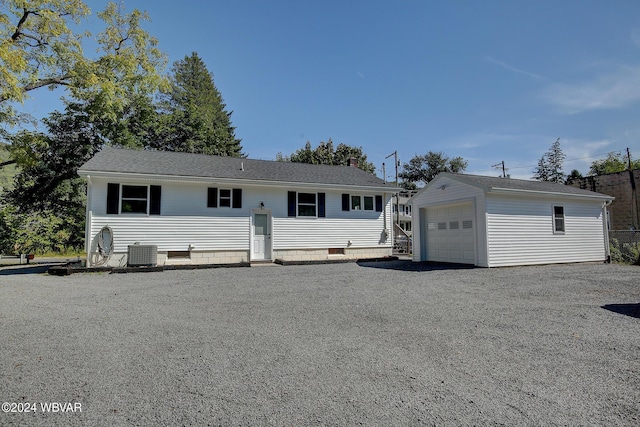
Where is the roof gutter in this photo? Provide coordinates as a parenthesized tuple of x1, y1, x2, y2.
(489, 187, 613, 201)
(77, 169, 399, 193)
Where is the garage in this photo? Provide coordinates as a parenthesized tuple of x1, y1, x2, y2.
(422, 201, 475, 264)
(410, 173, 614, 267)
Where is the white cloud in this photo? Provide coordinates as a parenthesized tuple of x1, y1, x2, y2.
(484, 56, 542, 80)
(543, 65, 640, 113)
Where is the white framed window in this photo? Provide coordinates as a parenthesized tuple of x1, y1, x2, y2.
(553, 205, 565, 233)
(363, 196, 374, 211)
(351, 195, 362, 210)
(288, 191, 326, 218)
(207, 188, 242, 209)
(107, 183, 162, 215)
(121, 185, 148, 213)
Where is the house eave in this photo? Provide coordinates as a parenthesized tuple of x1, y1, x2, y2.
(488, 187, 614, 201)
(77, 169, 399, 193)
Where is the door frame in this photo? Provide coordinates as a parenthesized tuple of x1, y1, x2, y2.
(250, 208, 272, 261)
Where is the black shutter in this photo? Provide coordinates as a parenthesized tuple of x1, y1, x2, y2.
(375, 195, 383, 212)
(232, 188, 242, 209)
(150, 185, 161, 215)
(288, 191, 296, 217)
(107, 183, 119, 214)
(207, 188, 218, 208)
(318, 193, 325, 217)
(342, 193, 350, 211)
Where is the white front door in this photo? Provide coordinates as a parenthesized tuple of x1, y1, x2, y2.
(252, 212, 271, 260)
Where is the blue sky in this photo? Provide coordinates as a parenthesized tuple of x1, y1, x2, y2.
(20, 1, 640, 180)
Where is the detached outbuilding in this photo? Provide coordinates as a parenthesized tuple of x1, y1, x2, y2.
(409, 173, 614, 267)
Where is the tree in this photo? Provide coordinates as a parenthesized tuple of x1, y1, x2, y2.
(399, 151, 468, 186)
(1, 1, 166, 127)
(284, 139, 376, 173)
(153, 52, 242, 156)
(1, 104, 102, 253)
(533, 138, 565, 182)
(589, 152, 640, 175)
(566, 169, 583, 184)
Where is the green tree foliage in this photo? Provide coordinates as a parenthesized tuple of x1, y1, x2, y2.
(153, 52, 242, 156)
(589, 152, 640, 175)
(282, 139, 376, 173)
(566, 169, 583, 184)
(0, 105, 101, 254)
(0, 1, 167, 127)
(399, 151, 468, 186)
(532, 138, 565, 182)
(0, 141, 17, 189)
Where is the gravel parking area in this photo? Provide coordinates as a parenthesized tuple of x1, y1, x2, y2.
(1, 261, 639, 426)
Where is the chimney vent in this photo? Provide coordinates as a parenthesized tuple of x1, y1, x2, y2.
(349, 157, 358, 168)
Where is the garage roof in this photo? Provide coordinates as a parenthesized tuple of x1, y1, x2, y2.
(418, 172, 614, 200)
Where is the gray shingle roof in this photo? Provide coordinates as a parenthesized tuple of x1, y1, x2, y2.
(79, 146, 396, 190)
(443, 172, 613, 199)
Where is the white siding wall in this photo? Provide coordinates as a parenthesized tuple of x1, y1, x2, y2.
(410, 177, 486, 265)
(87, 179, 392, 257)
(486, 195, 607, 267)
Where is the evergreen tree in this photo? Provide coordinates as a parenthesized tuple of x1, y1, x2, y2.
(533, 138, 565, 182)
(154, 52, 243, 156)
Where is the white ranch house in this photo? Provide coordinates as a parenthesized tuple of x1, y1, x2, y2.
(78, 147, 398, 267)
(410, 173, 614, 267)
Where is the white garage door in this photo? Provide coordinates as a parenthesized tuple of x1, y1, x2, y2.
(424, 202, 475, 264)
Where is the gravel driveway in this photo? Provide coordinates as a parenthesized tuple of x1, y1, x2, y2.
(1, 261, 639, 426)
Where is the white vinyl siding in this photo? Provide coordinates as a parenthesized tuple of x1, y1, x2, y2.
(486, 195, 607, 267)
(87, 180, 393, 254)
(410, 176, 486, 265)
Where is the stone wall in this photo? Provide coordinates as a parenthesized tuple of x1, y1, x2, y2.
(567, 169, 640, 230)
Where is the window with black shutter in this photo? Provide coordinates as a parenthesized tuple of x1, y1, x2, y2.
(150, 185, 161, 215)
(318, 193, 325, 217)
(232, 189, 242, 209)
(207, 188, 218, 207)
(342, 193, 350, 211)
(375, 195, 383, 212)
(106, 183, 119, 214)
(288, 191, 296, 217)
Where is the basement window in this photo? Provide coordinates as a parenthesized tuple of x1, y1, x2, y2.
(553, 205, 565, 234)
(328, 248, 345, 255)
(167, 251, 190, 259)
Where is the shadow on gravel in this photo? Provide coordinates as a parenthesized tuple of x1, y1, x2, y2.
(602, 303, 640, 319)
(357, 260, 476, 272)
(0, 265, 54, 275)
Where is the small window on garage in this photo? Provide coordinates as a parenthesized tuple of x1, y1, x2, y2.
(449, 221, 459, 229)
(462, 220, 473, 229)
(428, 223, 436, 230)
(437, 222, 447, 230)
(553, 205, 565, 234)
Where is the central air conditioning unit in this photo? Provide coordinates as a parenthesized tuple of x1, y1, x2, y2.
(127, 244, 157, 267)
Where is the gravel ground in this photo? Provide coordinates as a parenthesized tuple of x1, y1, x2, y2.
(1, 261, 639, 426)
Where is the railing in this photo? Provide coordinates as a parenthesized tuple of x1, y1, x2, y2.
(393, 224, 412, 255)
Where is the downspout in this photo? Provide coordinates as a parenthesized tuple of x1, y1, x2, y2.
(85, 175, 92, 267)
(602, 199, 613, 263)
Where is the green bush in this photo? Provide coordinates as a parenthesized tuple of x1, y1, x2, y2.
(610, 238, 640, 265)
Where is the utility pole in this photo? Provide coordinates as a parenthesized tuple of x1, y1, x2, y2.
(627, 147, 632, 170)
(385, 151, 400, 228)
(492, 160, 507, 178)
